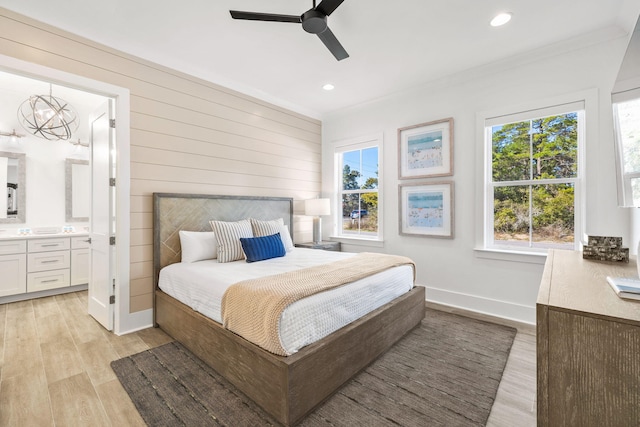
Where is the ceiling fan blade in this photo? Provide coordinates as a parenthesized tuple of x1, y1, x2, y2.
(315, 0, 345, 16)
(317, 27, 349, 61)
(229, 11, 301, 23)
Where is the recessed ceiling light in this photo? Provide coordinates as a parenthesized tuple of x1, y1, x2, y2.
(490, 12, 512, 27)
(322, 83, 335, 91)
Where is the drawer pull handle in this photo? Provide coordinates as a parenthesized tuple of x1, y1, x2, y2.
(41, 260, 59, 264)
(41, 279, 58, 283)
(84, 238, 92, 244)
(40, 244, 60, 247)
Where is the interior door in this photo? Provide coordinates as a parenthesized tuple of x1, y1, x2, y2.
(88, 100, 114, 330)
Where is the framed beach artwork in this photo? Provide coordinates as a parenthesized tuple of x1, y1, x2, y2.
(398, 118, 453, 179)
(399, 181, 454, 238)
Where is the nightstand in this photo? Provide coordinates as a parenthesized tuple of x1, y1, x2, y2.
(295, 241, 341, 252)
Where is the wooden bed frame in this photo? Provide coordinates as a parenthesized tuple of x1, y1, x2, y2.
(153, 193, 426, 426)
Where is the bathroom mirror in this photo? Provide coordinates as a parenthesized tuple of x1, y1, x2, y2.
(612, 16, 640, 206)
(0, 151, 26, 224)
(65, 158, 90, 222)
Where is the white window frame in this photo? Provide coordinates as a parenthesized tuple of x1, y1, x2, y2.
(475, 91, 594, 262)
(612, 87, 640, 207)
(333, 133, 383, 242)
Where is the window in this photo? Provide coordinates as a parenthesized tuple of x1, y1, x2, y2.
(335, 135, 381, 239)
(485, 102, 583, 251)
(612, 90, 640, 206)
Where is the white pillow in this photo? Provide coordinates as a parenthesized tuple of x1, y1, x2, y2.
(250, 218, 294, 252)
(280, 224, 294, 252)
(209, 219, 253, 263)
(179, 231, 218, 263)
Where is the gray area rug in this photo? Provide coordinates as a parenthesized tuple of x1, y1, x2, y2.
(111, 309, 516, 426)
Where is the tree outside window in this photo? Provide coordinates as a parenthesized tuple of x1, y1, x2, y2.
(339, 146, 379, 237)
(490, 112, 580, 249)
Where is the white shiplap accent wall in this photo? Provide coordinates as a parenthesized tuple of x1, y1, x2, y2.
(0, 7, 321, 314)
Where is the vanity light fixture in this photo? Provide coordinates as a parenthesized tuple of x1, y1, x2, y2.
(69, 138, 89, 148)
(490, 12, 512, 27)
(18, 84, 79, 141)
(0, 129, 25, 143)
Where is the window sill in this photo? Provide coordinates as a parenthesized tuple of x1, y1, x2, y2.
(474, 248, 548, 264)
(330, 236, 384, 248)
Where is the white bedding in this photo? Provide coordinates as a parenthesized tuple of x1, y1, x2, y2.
(158, 248, 414, 355)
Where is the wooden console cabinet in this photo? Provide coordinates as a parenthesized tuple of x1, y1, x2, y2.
(537, 249, 640, 427)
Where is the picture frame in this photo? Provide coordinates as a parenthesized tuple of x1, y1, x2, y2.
(398, 117, 453, 179)
(399, 181, 454, 238)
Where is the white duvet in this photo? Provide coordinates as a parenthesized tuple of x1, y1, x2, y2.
(158, 248, 414, 355)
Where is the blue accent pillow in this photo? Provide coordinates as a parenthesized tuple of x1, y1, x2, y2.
(240, 232, 286, 263)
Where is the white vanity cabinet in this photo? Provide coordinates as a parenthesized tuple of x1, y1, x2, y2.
(0, 240, 27, 297)
(0, 234, 89, 299)
(27, 237, 71, 292)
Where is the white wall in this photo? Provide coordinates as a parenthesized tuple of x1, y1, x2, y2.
(322, 28, 631, 324)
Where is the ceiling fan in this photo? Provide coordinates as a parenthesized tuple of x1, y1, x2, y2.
(230, 0, 349, 61)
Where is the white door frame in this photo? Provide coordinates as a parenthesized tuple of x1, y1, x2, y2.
(0, 53, 144, 335)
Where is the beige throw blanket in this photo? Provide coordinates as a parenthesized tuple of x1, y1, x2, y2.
(221, 252, 416, 356)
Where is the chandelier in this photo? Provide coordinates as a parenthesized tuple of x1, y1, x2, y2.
(18, 84, 79, 141)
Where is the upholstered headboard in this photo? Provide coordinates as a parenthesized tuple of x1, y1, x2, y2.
(153, 193, 294, 287)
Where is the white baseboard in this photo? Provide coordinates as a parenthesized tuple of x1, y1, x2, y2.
(0, 284, 88, 305)
(116, 308, 153, 335)
(423, 285, 536, 325)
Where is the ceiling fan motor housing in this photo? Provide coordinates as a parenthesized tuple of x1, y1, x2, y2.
(302, 10, 328, 34)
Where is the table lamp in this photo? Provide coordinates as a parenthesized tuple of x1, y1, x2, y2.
(305, 198, 330, 244)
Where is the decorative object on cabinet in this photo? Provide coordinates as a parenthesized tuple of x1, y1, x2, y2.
(65, 158, 90, 222)
(18, 83, 79, 141)
(0, 151, 26, 224)
(582, 235, 629, 263)
(606, 276, 640, 301)
(294, 241, 341, 251)
(399, 181, 454, 238)
(305, 198, 330, 244)
(398, 117, 453, 179)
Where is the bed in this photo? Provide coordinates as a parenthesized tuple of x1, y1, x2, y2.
(153, 193, 426, 426)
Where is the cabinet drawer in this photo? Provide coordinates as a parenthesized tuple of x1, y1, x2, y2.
(71, 236, 91, 249)
(28, 238, 70, 253)
(27, 269, 70, 292)
(0, 240, 26, 255)
(27, 251, 71, 273)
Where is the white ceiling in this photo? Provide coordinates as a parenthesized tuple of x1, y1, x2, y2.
(1, 0, 639, 119)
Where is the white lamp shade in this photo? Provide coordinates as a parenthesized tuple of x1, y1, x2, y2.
(305, 198, 330, 216)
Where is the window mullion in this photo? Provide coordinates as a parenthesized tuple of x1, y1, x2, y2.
(528, 184, 533, 248)
(529, 120, 534, 181)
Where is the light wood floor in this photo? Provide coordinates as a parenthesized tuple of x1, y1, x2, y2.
(0, 292, 536, 426)
(0, 290, 172, 426)
(428, 302, 537, 427)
